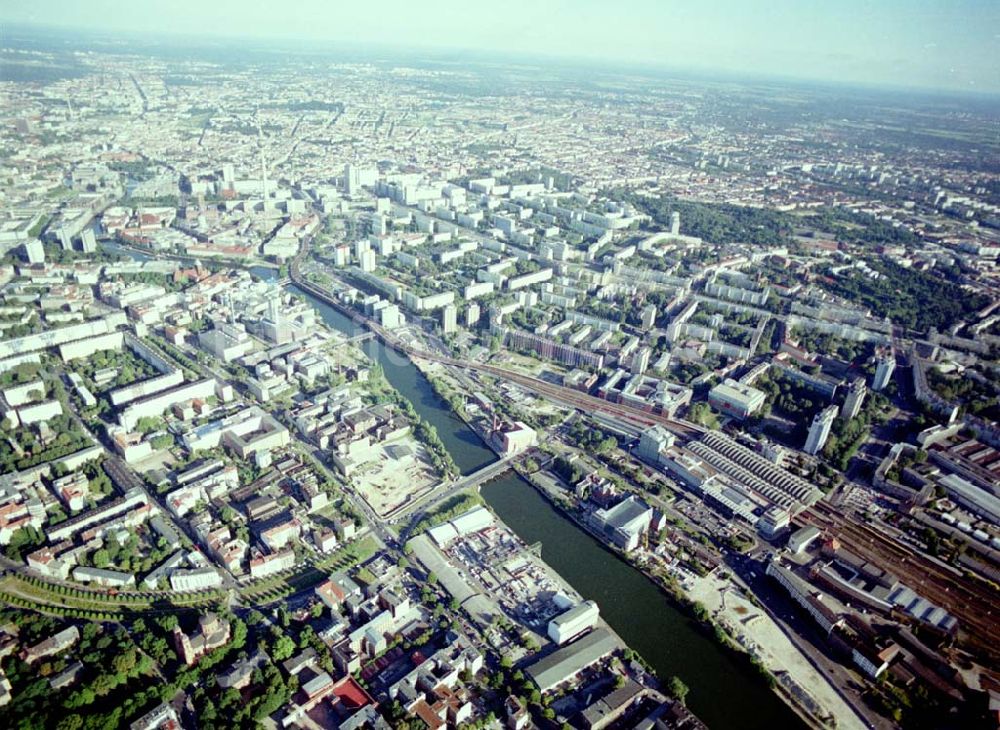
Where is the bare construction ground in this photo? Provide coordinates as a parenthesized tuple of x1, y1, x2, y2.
(688, 572, 867, 730)
(352, 437, 440, 517)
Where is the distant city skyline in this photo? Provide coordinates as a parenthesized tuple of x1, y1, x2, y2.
(2, 0, 999, 94)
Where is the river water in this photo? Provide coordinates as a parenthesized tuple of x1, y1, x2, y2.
(293, 284, 804, 730)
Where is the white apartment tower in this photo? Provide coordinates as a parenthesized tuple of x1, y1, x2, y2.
(24, 239, 44, 264)
(441, 304, 457, 334)
(359, 249, 377, 273)
(344, 164, 377, 196)
(466, 302, 481, 328)
(804, 405, 838, 455)
(80, 228, 97, 253)
(670, 211, 681, 236)
(58, 225, 74, 251)
(641, 304, 657, 331)
(267, 294, 281, 325)
(631, 347, 651, 375)
(333, 245, 350, 267)
(873, 351, 896, 391)
(344, 163, 360, 195)
(840, 377, 866, 420)
(354, 239, 370, 260)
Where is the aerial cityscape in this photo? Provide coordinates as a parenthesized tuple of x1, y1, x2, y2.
(0, 5, 998, 730)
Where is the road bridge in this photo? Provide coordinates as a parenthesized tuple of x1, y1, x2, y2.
(390, 451, 521, 528)
(337, 331, 375, 346)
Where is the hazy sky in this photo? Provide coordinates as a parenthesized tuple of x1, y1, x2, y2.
(4, 0, 999, 93)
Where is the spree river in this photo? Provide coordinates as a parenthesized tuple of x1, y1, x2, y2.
(295, 284, 803, 730)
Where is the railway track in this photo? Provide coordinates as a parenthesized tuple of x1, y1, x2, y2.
(802, 503, 1000, 659)
(288, 253, 705, 438)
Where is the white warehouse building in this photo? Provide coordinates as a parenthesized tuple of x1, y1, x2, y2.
(547, 600, 600, 645)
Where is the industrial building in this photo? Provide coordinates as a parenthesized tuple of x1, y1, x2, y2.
(547, 600, 600, 645)
(198, 322, 253, 362)
(788, 525, 821, 554)
(937, 473, 1000, 525)
(685, 432, 823, 512)
(591, 496, 654, 552)
(427, 506, 495, 549)
(526, 628, 617, 693)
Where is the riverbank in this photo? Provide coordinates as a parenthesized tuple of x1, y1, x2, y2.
(320, 305, 807, 728)
(288, 284, 496, 476)
(687, 572, 867, 730)
(503, 449, 878, 730)
(481, 473, 805, 730)
(503, 464, 839, 727)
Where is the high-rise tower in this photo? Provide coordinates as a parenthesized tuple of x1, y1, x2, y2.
(804, 405, 838, 455)
(873, 350, 896, 391)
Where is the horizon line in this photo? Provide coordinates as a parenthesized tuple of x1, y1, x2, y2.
(3, 18, 1000, 101)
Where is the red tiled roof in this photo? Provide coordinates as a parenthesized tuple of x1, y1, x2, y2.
(331, 675, 375, 710)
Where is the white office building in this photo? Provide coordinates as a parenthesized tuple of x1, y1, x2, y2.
(708, 378, 766, 419)
(636, 425, 674, 465)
